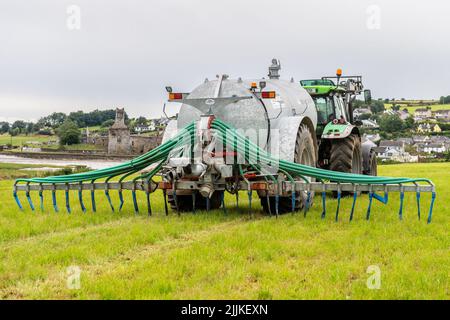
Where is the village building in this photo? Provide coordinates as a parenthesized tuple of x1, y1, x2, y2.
(416, 143, 447, 154)
(414, 108, 432, 121)
(361, 119, 379, 129)
(396, 137, 414, 145)
(417, 123, 441, 133)
(353, 108, 372, 119)
(363, 133, 381, 143)
(374, 140, 418, 163)
(434, 109, 450, 122)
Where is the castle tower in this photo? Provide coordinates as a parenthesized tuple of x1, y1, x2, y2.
(108, 108, 131, 154)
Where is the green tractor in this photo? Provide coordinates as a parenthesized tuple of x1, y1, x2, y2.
(301, 70, 378, 178)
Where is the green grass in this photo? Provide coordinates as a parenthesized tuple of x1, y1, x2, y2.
(388, 104, 450, 114)
(0, 163, 448, 299)
(0, 134, 56, 147)
(44, 143, 104, 151)
(0, 163, 65, 180)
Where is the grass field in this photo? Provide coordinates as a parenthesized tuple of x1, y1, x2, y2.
(44, 143, 104, 151)
(0, 134, 56, 147)
(0, 163, 448, 299)
(387, 103, 450, 114)
(0, 163, 65, 180)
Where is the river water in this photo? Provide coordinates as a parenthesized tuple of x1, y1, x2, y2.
(0, 154, 124, 170)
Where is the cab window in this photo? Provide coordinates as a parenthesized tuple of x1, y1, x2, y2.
(314, 97, 335, 124)
(333, 96, 348, 121)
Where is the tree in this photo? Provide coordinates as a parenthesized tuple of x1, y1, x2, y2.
(135, 116, 148, 126)
(68, 109, 124, 127)
(37, 112, 67, 128)
(369, 100, 385, 114)
(9, 128, 20, 136)
(403, 116, 415, 130)
(25, 122, 35, 135)
(57, 120, 81, 145)
(101, 119, 115, 128)
(0, 122, 10, 134)
(11, 120, 26, 133)
(378, 114, 403, 133)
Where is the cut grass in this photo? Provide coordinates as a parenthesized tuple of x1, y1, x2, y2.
(0, 163, 448, 299)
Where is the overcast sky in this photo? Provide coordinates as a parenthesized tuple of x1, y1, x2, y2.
(0, 0, 449, 122)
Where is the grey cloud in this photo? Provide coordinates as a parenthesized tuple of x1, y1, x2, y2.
(0, 0, 449, 121)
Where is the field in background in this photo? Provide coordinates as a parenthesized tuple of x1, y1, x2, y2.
(44, 143, 104, 151)
(0, 163, 66, 180)
(387, 103, 450, 113)
(0, 134, 55, 147)
(0, 163, 448, 299)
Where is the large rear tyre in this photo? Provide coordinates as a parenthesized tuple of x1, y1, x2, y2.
(330, 134, 363, 174)
(260, 124, 316, 214)
(329, 134, 363, 196)
(167, 190, 223, 212)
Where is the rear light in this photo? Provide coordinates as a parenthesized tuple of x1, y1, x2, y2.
(243, 173, 257, 179)
(158, 182, 173, 190)
(250, 182, 268, 190)
(169, 93, 183, 100)
(261, 91, 276, 99)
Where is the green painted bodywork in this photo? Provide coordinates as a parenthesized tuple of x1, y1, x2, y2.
(302, 85, 346, 96)
(321, 122, 355, 139)
(301, 79, 355, 139)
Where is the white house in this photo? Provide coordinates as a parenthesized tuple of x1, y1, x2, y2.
(135, 122, 156, 133)
(417, 123, 442, 133)
(361, 119, 379, 128)
(434, 110, 450, 122)
(417, 143, 447, 154)
(363, 133, 381, 143)
(353, 108, 372, 119)
(374, 140, 417, 162)
(379, 140, 404, 153)
(414, 108, 432, 121)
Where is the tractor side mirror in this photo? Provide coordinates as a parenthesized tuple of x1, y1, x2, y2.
(364, 90, 372, 104)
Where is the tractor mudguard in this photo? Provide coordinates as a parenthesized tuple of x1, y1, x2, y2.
(321, 122, 355, 140)
(362, 140, 374, 173)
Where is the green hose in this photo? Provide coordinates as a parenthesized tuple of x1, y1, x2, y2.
(14, 119, 431, 188)
(211, 119, 432, 185)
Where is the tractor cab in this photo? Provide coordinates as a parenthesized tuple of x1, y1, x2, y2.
(300, 72, 371, 137)
(300, 79, 349, 135)
(301, 70, 377, 176)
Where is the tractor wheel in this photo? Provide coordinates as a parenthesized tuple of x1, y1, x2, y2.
(329, 134, 363, 174)
(329, 134, 363, 196)
(167, 190, 223, 212)
(260, 124, 316, 214)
